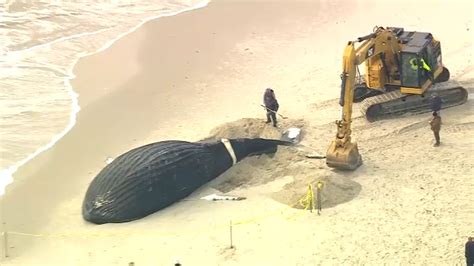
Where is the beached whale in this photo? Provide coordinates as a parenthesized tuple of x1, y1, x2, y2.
(82, 138, 290, 224)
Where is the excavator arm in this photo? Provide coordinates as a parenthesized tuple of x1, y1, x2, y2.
(326, 41, 362, 170)
(326, 27, 400, 170)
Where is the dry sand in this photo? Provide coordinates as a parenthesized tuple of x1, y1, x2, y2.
(1, 0, 473, 265)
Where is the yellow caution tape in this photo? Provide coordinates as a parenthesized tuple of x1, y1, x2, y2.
(317, 181, 323, 190)
(299, 184, 314, 211)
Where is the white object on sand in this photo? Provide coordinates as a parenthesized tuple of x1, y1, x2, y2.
(305, 152, 326, 159)
(281, 127, 302, 143)
(287, 127, 301, 138)
(105, 157, 114, 164)
(200, 193, 246, 201)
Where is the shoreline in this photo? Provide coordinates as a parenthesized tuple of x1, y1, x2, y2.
(0, 2, 329, 262)
(0, 0, 211, 196)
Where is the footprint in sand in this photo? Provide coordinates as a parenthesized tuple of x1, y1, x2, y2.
(445, 122, 474, 133)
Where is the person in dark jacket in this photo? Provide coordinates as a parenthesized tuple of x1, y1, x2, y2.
(429, 111, 441, 147)
(263, 88, 279, 127)
(466, 237, 474, 266)
(431, 92, 442, 113)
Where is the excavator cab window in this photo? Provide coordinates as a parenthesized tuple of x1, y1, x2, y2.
(401, 52, 422, 87)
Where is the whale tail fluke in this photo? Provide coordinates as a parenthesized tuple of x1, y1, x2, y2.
(228, 138, 292, 160)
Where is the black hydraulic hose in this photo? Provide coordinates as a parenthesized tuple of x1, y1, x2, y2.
(356, 33, 376, 42)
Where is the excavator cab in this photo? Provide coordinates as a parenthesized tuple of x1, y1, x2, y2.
(399, 32, 446, 93)
(400, 52, 431, 88)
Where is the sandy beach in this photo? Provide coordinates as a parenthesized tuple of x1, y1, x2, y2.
(1, 0, 473, 265)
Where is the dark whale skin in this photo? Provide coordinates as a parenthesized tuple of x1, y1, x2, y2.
(82, 138, 290, 224)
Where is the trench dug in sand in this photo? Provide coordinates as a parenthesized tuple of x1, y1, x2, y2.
(202, 118, 362, 209)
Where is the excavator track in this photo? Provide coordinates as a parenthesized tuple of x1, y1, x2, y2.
(360, 81, 468, 121)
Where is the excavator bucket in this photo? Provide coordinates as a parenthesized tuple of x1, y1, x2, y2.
(326, 140, 363, 170)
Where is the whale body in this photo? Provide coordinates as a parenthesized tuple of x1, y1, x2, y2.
(82, 138, 290, 224)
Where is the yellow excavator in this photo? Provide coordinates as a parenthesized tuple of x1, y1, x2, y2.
(326, 26, 468, 170)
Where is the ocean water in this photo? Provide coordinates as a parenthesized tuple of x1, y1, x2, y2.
(0, 0, 210, 195)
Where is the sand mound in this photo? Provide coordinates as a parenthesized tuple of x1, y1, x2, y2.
(204, 117, 362, 209)
(203, 117, 306, 140)
(272, 175, 361, 209)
